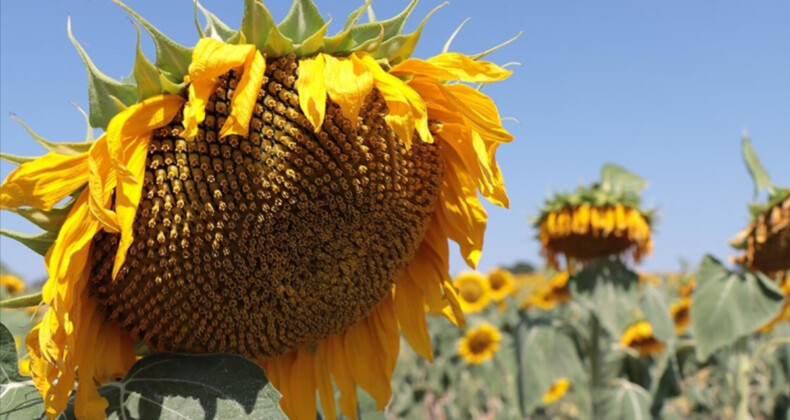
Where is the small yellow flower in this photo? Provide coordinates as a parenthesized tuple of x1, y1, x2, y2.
(0, 274, 25, 294)
(454, 271, 492, 313)
(669, 298, 691, 335)
(542, 377, 571, 404)
(458, 323, 501, 364)
(678, 277, 696, 298)
(18, 358, 31, 376)
(487, 268, 515, 302)
(620, 321, 665, 356)
(522, 271, 570, 310)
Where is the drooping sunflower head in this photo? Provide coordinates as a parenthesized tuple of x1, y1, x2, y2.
(541, 377, 571, 405)
(620, 321, 665, 357)
(457, 322, 501, 364)
(0, 1, 517, 419)
(730, 134, 790, 276)
(669, 297, 691, 335)
(453, 271, 492, 313)
(534, 164, 654, 269)
(486, 267, 515, 302)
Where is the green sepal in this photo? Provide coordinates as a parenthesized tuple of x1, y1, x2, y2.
(132, 23, 163, 101)
(7, 199, 76, 233)
(69, 102, 95, 143)
(600, 163, 648, 198)
(470, 31, 523, 61)
(374, 2, 446, 64)
(278, 0, 325, 45)
(741, 133, 774, 200)
(442, 17, 470, 54)
(346, 25, 385, 55)
(294, 20, 329, 56)
(343, 0, 372, 30)
(9, 114, 91, 155)
(352, 0, 418, 44)
(68, 17, 138, 130)
(196, 1, 236, 41)
(108, 95, 130, 114)
(0, 292, 43, 309)
(0, 229, 57, 256)
(748, 187, 790, 219)
(0, 153, 35, 165)
(111, 0, 193, 83)
(242, 0, 294, 55)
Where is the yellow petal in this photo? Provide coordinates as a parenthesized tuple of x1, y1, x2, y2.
(322, 54, 373, 125)
(314, 344, 337, 420)
(344, 318, 391, 409)
(352, 53, 432, 146)
(394, 275, 433, 360)
(325, 335, 357, 419)
(112, 135, 151, 279)
(289, 347, 317, 420)
(369, 295, 400, 378)
(87, 135, 120, 233)
(262, 352, 297, 418)
(391, 52, 512, 83)
(1, 152, 88, 211)
(182, 39, 265, 139)
(295, 54, 327, 132)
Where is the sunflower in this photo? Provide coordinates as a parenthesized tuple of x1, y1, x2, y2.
(457, 323, 501, 364)
(0, 274, 25, 294)
(453, 271, 492, 313)
(731, 194, 790, 276)
(669, 297, 691, 335)
(522, 271, 570, 310)
(534, 164, 654, 269)
(620, 321, 665, 357)
(677, 276, 696, 298)
(486, 267, 515, 303)
(0, 1, 516, 419)
(541, 377, 570, 404)
(758, 276, 790, 333)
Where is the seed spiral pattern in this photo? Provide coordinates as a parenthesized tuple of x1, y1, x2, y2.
(89, 55, 444, 358)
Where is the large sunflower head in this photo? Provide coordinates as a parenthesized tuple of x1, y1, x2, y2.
(620, 321, 665, 357)
(533, 164, 654, 269)
(0, 1, 517, 419)
(457, 322, 501, 364)
(453, 271, 492, 313)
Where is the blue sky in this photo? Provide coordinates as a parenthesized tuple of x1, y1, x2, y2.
(1, 0, 788, 283)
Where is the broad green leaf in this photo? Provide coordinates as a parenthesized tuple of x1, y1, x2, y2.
(0, 230, 56, 256)
(9, 114, 91, 155)
(278, 0, 325, 44)
(519, 324, 586, 414)
(197, 2, 236, 41)
(111, 0, 193, 83)
(0, 323, 44, 420)
(60, 352, 287, 420)
(569, 260, 640, 337)
(691, 255, 785, 361)
(640, 285, 675, 343)
(67, 17, 138, 130)
(600, 163, 648, 198)
(594, 380, 651, 420)
(649, 351, 682, 416)
(132, 23, 163, 101)
(741, 134, 774, 199)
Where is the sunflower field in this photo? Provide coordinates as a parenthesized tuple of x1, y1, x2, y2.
(0, 1, 788, 420)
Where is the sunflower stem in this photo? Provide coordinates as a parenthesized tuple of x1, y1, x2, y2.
(514, 310, 529, 418)
(588, 315, 601, 415)
(734, 336, 752, 420)
(0, 292, 42, 308)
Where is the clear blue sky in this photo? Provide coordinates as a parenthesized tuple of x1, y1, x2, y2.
(1, 0, 788, 284)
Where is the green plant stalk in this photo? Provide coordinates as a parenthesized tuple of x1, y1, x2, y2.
(514, 311, 529, 418)
(734, 337, 751, 420)
(588, 315, 601, 396)
(0, 292, 42, 308)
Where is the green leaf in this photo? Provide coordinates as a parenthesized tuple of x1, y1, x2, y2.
(519, 324, 586, 414)
(741, 133, 774, 199)
(197, 2, 236, 41)
(9, 114, 91, 155)
(0, 323, 44, 420)
(0, 230, 56, 256)
(569, 260, 640, 337)
(67, 17, 138, 130)
(691, 255, 786, 360)
(111, 0, 193, 83)
(242, 0, 294, 55)
(278, 0, 325, 44)
(594, 380, 651, 420)
(600, 163, 648, 198)
(649, 351, 683, 416)
(60, 352, 287, 419)
(640, 285, 675, 344)
(132, 23, 163, 101)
